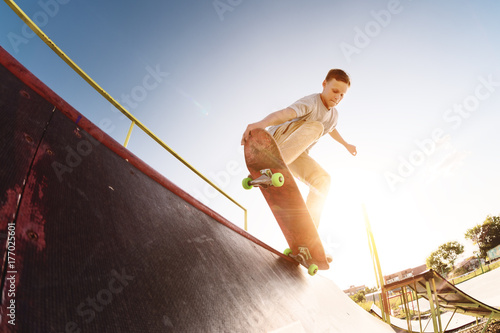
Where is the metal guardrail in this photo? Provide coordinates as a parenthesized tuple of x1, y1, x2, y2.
(4, 0, 248, 230)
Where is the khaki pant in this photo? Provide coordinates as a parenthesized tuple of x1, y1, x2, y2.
(273, 120, 330, 228)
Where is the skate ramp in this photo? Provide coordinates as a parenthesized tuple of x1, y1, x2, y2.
(0, 47, 395, 332)
(371, 268, 500, 332)
(372, 269, 500, 332)
(383, 270, 500, 319)
(458, 266, 500, 308)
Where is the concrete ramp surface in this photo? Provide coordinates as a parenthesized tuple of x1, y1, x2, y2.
(0, 47, 395, 332)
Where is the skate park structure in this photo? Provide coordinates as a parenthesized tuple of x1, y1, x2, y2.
(372, 269, 500, 332)
(1, 1, 500, 331)
(0, 44, 394, 333)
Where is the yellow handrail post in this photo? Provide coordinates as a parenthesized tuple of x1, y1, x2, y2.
(244, 209, 248, 231)
(431, 278, 443, 333)
(425, 280, 439, 333)
(363, 204, 389, 324)
(124, 121, 135, 147)
(414, 281, 423, 333)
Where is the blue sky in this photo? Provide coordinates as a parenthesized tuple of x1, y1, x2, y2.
(1, 0, 500, 289)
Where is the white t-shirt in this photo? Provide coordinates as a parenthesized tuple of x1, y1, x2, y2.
(268, 93, 339, 137)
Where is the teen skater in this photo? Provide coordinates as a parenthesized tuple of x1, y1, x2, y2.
(241, 69, 357, 229)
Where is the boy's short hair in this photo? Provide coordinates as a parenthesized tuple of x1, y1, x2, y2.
(325, 69, 350, 86)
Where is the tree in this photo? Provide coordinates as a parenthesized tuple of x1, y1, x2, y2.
(349, 286, 378, 304)
(465, 215, 500, 259)
(426, 241, 464, 276)
(364, 286, 378, 294)
(350, 290, 366, 303)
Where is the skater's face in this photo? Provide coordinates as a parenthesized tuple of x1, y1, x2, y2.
(320, 79, 349, 109)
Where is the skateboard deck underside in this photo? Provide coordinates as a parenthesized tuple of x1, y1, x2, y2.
(244, 129, 329, 270)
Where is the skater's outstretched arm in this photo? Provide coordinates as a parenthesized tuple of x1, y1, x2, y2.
(329, 128, 357, 156)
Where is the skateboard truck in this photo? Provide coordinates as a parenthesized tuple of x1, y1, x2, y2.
(297, 247, 312, 261)
(242, 169, 285, 190)
(284, 247, 319, 276)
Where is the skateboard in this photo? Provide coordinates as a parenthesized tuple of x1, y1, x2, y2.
(243, 128, 329, 276)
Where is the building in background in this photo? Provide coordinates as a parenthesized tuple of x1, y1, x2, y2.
(384, 264, 427, 285)
(487, 244, 500, 262)
(343, 285, 366, 296)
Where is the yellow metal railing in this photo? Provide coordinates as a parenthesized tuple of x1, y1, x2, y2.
(4, 0, 248, 230)
(363, 204, 389, 324)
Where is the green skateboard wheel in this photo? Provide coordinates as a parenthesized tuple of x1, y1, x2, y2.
(271, 173, 285, 187)
(242, 177, 253, 190)
(283, 248, 292, 256)
(308, 264, 318, 276)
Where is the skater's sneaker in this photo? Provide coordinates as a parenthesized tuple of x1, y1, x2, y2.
(326, 253, 333, 263)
